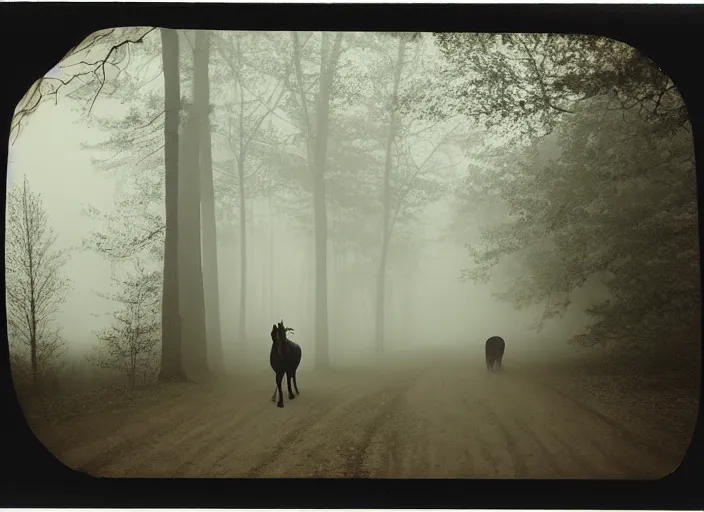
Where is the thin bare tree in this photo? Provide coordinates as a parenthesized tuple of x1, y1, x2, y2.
(5, 176, 69, 391)
(89, 259, 162, 389)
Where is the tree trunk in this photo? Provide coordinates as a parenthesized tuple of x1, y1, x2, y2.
(196, 30, 225, 375)
(260, 236, 267, 320)
(314, 32, 343, 369)
(178, 30, 209, 381)
(403, 270, 415, 343)
(291, 31, 343, 368)
(132, 346, 137, 389)
(18, 178, 41, 390)
(374, 239, 391, 355)
(306, 236, 315, 336)
(312, 170, 330, 367)
(233, 35, 248, 346)
(374, 36, 406, 355)
(269, 194, 275, 319)
(238, 158, 247, 342)
(158, 28, 186, 383)
(29, 337, 37, 388)
(29, 306, 37, 391)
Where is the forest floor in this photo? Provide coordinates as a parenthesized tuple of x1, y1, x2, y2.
(22, 345, 700, 478)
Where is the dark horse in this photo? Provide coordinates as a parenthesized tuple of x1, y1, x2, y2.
(485, 336, 506, 372)
(270, 320, 302, 408)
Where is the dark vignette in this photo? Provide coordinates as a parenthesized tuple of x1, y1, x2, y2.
(0, 2, 702, 509)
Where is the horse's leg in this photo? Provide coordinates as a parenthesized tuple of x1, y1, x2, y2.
(276, 372, 285, 408)
(270, 386, 277, 402)
(293, 371, 300, 395)
(286, 372, 295, 399)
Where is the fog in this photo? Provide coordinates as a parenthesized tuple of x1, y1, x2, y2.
(8, 32, 700, 380)
(8, 30, 678, 379)
(8, 88, 596, 375)
(8, 103, 117, 350)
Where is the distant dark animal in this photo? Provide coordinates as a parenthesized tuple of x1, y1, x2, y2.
(485, 336, 506, 372)
(269, 320, 302, 408)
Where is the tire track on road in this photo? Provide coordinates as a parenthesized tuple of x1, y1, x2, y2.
(245, 373, 420, 478)
(181, 407, 271, 477)
(510, 417, 565, 477)
(204, 392, 336, 477)
(421, 369, 475, 478)
(478, 371, 624, 478)
(73, 388, 229, 475)
(342, 382, 411, 478)
(475, 397, 528, 477)
(243, 392, 356, 477)
(462, 385, 500, 478)
(128, 391, 268, 476)
(120, 414, 216, 476)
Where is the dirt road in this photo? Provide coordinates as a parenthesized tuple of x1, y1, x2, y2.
(30, 350, 693, 478)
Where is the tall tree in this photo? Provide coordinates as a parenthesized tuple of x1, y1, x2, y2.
(5, 176, 69, 391)
(291, 31, 343, 368)
(158, 27, 187, 382)
(283, 33, 453, 352)
(326, 33, 454, 353)
(195, 30, 225, 373)
(374, 35, 407, 354)
(212, 31, 291, 344)
(177, 31, 209, 380)
(73, 30, 225, 378)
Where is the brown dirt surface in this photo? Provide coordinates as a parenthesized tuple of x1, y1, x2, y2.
(23, 347, 699, 478)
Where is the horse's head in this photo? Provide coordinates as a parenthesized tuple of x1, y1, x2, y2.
(272, 320, 294, 357)
(276, 320, 294, 341)
(270, 322, 284, 357)
(271, 320, 293, 353)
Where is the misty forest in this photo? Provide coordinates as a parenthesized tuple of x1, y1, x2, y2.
(6, 29, 700, 478)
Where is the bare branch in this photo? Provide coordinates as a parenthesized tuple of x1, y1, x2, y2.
(11, 27, 157, 144)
